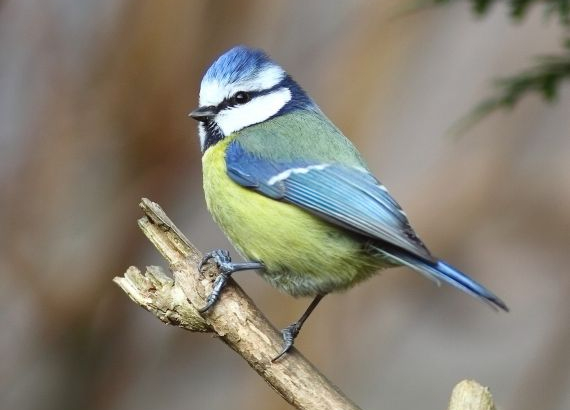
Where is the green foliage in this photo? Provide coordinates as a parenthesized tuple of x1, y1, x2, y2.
(435, 0, 570, 132)
(450, 39, 570, 133)
(435, 0, 570, 24)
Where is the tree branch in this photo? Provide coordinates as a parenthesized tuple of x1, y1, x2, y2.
(447, 380, 496, 410)
(114, 199, 499, 410)
(115, 198, 361, 410)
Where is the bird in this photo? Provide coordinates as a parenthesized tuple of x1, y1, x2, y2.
(189, 45, 508, 361)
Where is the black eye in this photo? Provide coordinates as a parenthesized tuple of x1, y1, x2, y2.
(233, 91, 251, 105)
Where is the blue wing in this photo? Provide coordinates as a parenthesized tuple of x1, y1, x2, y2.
(226, 141, 434, 262)
(226, 141, 508, 311)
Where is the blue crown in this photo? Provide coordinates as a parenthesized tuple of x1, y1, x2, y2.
(202, 46, 316, 114)
(203, 46, 275, 85)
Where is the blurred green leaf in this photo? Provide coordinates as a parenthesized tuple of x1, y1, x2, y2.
(434, 0, 570, 133)
(435, 0, 570, 23)
(450, 41, 570, 135)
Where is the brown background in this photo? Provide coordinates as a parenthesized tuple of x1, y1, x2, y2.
(1, 1, 569, 410)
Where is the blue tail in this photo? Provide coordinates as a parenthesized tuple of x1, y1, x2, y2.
(386, 252, 508, 311)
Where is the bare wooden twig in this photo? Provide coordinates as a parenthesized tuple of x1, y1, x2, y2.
(447, 380, 496, 410)
(114, 198, 361, 410)
(114, 199, 499, 410)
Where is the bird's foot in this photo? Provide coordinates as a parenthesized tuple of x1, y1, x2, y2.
(198, 249, 234, 313)
(199, 249, 232, 272)
(198, 249, 263, 313)
(272, 322, 301, 362)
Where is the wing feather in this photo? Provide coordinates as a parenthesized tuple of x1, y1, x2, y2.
(226, 141, 434, 261)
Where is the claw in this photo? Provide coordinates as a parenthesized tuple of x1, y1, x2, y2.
(198, 270, 230, 313)
(199, 249, 231, 272)
(270, 295, 324, 362)
(272, 323, 300, 362)
(197, 249, 264, 313)
(198, 298, 216, 313)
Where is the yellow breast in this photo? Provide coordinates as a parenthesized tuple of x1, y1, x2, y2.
(201, 138, 383, 296)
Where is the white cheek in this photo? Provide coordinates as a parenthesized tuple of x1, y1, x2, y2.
(216, 88, 292, 136)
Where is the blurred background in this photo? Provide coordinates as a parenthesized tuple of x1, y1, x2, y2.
(1, 1, 569, 409)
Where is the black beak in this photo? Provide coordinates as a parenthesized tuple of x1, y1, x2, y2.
(189, 106, 216, 122)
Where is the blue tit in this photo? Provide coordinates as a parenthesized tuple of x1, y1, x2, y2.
(190, 46, 508, 360)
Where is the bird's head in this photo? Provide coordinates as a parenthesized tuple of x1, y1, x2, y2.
(190, 46, 315, 152)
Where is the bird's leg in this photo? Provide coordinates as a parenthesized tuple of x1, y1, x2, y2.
(272, 294, 325, 362)
(198, 249, 263, 313)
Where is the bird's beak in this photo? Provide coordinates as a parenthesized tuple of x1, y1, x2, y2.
(189, 106, 216, 122)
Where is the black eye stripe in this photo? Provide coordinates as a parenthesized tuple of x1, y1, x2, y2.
(227, 91, 250, 106)
(233, 91, 250, 104)
(215, 81, 287, 111)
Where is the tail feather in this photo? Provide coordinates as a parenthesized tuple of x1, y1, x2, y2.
(385, 251, 509, 312)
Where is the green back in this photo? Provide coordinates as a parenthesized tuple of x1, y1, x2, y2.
(235, 109, 368, 167)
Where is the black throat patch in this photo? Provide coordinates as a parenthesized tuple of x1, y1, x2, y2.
(201, 121, 225, 153)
